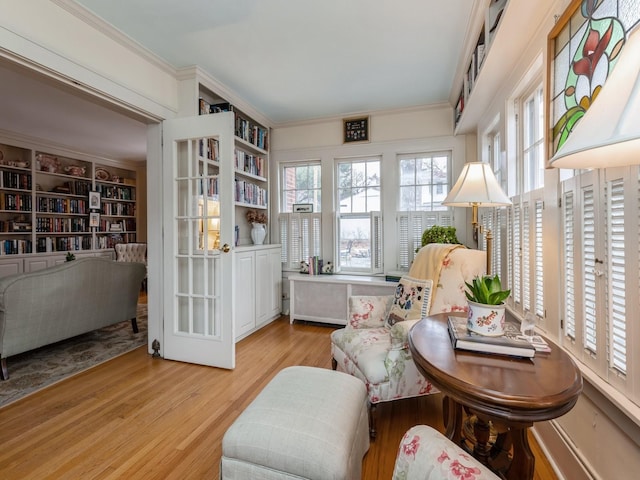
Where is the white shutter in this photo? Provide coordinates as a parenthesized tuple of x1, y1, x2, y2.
(396, 211, 454, 269)
(371, 211, 383, 273)
(582, 184, 597, 354)
(493, 209, 503, 280)
(534, 199, 544, 318)
(506, 206, 514, 309)
(512, 203, 522, 307)
(606, 177, 626, 374)
(522, 200, 531, 312)
(278, 213, 322, 270)
(562, 188, 576, 340)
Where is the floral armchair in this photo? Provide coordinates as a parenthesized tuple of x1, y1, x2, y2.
(330, 245, 486, 437)
(393, 425, 500, 480)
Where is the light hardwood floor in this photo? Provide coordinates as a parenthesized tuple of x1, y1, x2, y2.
(0, 315, 558, 479)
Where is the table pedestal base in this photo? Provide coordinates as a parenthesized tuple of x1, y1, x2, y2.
(444, 397, 535, 480)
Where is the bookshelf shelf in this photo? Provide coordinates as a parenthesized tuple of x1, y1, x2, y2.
(0, 139, 138, 259)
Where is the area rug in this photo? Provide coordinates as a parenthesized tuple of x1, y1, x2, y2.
(0, 304, 148, 408)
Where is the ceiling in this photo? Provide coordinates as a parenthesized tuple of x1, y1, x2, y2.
(0, 0, 478, 161)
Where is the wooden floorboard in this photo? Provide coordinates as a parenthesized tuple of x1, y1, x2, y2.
(0, 315, 558, 479)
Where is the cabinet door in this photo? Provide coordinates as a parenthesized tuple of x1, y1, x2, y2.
(268, 247, 282, 318)
(24, 256, 53, 272)
(0, 257, 23, 277)
(235, 250, 256, 338)
(255, 248, 270, 324)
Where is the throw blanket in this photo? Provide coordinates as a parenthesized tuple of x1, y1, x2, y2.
(409, 243, 465, 310)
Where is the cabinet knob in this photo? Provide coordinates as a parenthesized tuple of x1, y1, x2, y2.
(222, 243, 231, 253)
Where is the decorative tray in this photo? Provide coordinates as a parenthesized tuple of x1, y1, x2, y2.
(95, 168, 111, 181)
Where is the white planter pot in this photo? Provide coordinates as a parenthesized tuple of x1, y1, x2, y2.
(466, 300, 506, 336)
(250, 223, 266, 245)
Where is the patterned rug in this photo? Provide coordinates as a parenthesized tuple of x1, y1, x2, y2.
(0, 304, 148, 408)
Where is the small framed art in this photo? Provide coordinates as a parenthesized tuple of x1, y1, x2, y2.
(89, 212, 100, 228)
(89, 191, 101, 210)
(343, 116, 369, 143)
(293, 203, 313, 213)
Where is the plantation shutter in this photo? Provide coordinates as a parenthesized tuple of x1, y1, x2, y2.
(512, 203, 522, 307)
(396, 211, 453, 269)
(606, 176, 626, 374)
(278, 213, 322, 270)
(522, 200, 531, 312)
(371, 211, 383, 273)
(506, 207, 514, 307)
(562, 186, 577, 340)
(582, 183, 597, 354)
(534, 198, 544, 318)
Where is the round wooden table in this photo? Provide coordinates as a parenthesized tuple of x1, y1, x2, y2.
(409, 313, 582, 480)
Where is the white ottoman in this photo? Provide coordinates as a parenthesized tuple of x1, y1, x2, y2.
(221, 366, 370, 480)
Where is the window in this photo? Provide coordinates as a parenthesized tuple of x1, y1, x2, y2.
(505, 82, 544, 321)
(397, 151, 453, 268)
(278, 162, 322, 270)
(336, 157, 382, 273)
(522, 86, 544, 192)
(281, 163, 321, 213)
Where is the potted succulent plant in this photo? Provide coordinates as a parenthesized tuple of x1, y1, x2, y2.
(465, 274, 511, 336)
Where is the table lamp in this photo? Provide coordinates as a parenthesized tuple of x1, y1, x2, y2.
(443, 162, 511, 275)
(549, 25, 640, 168)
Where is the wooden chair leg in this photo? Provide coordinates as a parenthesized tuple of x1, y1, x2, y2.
(1, 356, 8, 380)
(331, 357, 337, 370)
(368, 402, 377, 439)
(131, 317, 139, 333)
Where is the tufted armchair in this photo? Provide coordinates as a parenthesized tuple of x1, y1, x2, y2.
(115, 243, 147, 291)
(393, 425, 500, 480)
(330, 244, 486, 437)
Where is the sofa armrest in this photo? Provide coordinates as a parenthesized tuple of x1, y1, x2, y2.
(347, 295, 393, 329)
(389, 319, 420, 350)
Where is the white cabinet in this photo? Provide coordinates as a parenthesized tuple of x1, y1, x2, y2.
(0, 257, 23, 277)
(289, 274, 396, 325)
(234, 244, 282, 340)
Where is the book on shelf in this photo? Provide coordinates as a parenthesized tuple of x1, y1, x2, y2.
(447, 316, 536, 358)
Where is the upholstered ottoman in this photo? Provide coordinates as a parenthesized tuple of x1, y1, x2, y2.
(221, 366, 370, 479)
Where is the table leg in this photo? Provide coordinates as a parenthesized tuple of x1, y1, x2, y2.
(505, 427, 535, 480)
(443, 397, 464, 446)
(472, 416, 493, 463)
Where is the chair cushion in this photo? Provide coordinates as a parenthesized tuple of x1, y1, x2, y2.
(331, 327, 391, 384)
(348, 295, 393, 329)
(385, 276, 432, 328)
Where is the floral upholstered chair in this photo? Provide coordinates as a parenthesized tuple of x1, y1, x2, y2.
(330, 244, 486, 436)
(393, 425, 500, 480)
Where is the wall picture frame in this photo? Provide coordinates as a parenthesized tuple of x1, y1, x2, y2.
(343, 116, 370, 143)
(89, 191, 101, 210)
(89, 212, 100, 228)
(293, 203, 313, 213)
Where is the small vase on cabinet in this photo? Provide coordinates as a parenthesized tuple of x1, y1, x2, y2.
(251, 223, 266, 245)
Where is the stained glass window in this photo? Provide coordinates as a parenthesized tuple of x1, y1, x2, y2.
(548, 0, 640, 158)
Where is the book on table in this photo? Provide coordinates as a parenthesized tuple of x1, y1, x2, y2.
(447, 316, 536, 358)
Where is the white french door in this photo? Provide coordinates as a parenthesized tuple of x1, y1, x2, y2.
(162, 113, 235, 369)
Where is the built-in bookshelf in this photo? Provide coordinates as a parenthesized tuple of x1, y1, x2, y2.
(454, 0, 507, 130)
(0, 140, 138, 257)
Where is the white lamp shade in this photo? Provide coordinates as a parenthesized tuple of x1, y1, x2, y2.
(443, 162, 511, 207)
(550, 25, 640, 169)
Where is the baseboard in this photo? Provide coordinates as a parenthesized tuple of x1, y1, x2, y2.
(533, 421, 596, 480)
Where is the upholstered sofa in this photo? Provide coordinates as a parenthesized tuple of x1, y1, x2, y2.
(331, 244, 486, 435)
(0, 257, 146, 379)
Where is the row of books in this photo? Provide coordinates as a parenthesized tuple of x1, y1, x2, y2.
(35, 217, 88, 233)
(235, 179, 267, 207)
(198, 99, 269, 151)
(101, 202, 136, 217)
(35, 236, 92, 253)
(95, 233, 136, 250)
(51, 180, 91, 196)
(1, 171, 31, 190)
(0, 193, 32, 211)
(447, 316, 550, 358)
(0, 220, 31, 233)
(235, 149, 266, 178)
(97, 184, 136, 201)
(1, 239, 32, 255)
(199, 138, 220, 162)
(36, 197, 88, 214)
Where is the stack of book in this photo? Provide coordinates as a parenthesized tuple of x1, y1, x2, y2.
(447, 316, 549, 358)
